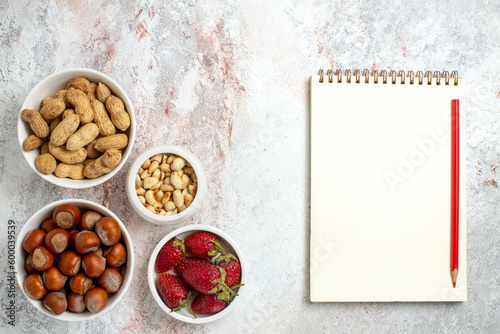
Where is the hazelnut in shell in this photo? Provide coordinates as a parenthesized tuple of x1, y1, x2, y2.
(69, 230, 79, 248)
(69, 273, 93, 295)
(74, 231, 100, 254)
(53, 203, 80, 230)
(82, 253, 106, 278)
(44, 228, 71, 254)
(31, 246, 54, 271)
(103, 242, 127, 268)
(25, 255, 38, 274)
(43, 292, 67, 315)
(24, 274, 47, 300)
(79, 211, 102, 231)
(95, 217, 121, 246)
(84, 287, 108, 313)
(58, 251, 81, 276)
(22, 229, 46, 254)
(67, 292, 86, 313)
(42, 267, 67, 291)
(40, 217, 56, 233)
(97, 267, 122, 293)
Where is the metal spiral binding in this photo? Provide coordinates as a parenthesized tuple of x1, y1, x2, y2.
(318, 69, 460, 85)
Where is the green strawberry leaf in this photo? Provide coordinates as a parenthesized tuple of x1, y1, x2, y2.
(217, 267, 227, 281)
(217, 291, 229, 301)
(172, 237, 186, 254)
(208, 250, 218, 257)
(215, 253, 238, 265)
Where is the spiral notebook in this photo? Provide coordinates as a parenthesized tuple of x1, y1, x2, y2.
(310, 70, 467, 302)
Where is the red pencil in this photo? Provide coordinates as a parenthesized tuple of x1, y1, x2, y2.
(451, 99, 460, 288)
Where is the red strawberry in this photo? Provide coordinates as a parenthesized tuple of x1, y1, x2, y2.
(155, 237, 185, 273)
(175, 257, 210, 278)
(185, 232, 221, 259)
(216, 254, 241, 288)
(182, 260, 236, 301)
(191, 293, 228, 315)
(157, 273, 195, 316)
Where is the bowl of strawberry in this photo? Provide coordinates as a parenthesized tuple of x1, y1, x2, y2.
(148, 225, 245, 323)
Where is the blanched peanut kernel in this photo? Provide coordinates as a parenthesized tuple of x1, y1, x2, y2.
(185, 194, 194, 207)
(141, 159, 151, 169)
(170, 172, 182, 190)
(136, 153, 198, 216)
(145, 190, 156, 205)
(171, 157, 185, 171)
(143, 177, 159, 189)
(164, 201, 176, 211)
(148, 160, 159, 174)
(173, 190, 184, 208)
(138, 196, 146, 204)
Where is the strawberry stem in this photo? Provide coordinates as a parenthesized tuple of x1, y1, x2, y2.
(210, 240, 226, 255)
(221, 281, 238, 296)
(172, 292, 197, 318)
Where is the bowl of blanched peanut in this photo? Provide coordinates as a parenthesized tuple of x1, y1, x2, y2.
(126, 145, 207, 225)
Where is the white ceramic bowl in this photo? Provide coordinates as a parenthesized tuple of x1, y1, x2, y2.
(17, 68, 136, 189)
(15, 199, 134, 321)
(148, 225, 246, 323)
(126, 145, 207, 225)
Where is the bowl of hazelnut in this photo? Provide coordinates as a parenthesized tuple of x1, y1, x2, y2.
(126, 145, 207, 225)
(15, 199, 134, 321)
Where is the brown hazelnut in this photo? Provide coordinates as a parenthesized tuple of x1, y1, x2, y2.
(24, 274, 47, 300)
(82, 253, 106, 278)
(43, 292, 67, 315)
(67, 292, 86, 313)
(44, 228, 71, 254)
(69, 273, 93, 295)
(58, 285, 69, 297)
(58, 251, 81, 276)
(97, 267, 122, 293)
(53, 204, 80, 230)
(22, 229, 46, 254)
(69, 230, 79, 248)
(84, 287, 108, 313)
(42, 267, 67, 291)
(25, 255, 38, 274)
(103, 243, 127, 268)
(40, 217, 56, 233)
(95, 217, 121, 246)
(31, 246, 54, 271)
(79, 211, 102, 231)
(74, 231, 100, 254)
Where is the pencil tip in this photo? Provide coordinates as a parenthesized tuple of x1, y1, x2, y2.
(451, 269, 458, 288)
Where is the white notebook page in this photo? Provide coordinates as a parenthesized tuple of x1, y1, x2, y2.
(310, 74, 467, 302)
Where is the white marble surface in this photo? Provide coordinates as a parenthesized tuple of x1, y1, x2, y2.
(1, 0, 500, 333)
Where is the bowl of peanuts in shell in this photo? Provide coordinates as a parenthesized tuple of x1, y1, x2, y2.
(17, 68, 136, 189)
(126, 145, 207, 225)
